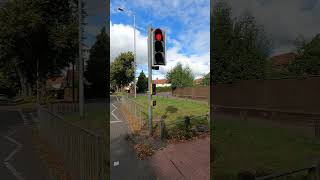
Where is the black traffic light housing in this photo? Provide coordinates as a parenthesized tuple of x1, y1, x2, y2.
(152, 84, 156, 95)
(152, 28, 166, 66)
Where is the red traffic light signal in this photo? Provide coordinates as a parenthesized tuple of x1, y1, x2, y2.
(152, 28, 166, 66)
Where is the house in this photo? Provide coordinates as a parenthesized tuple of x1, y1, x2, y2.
(46, 76, 65, 99)
(152, 78, 171, 87)
(269, 52, 296, 72)
(194, 78, 203, 85)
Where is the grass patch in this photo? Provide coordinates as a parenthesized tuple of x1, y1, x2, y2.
(133, 96, 209, 124)
(131, 96, 209, 139)
(211, 115, 320, 179)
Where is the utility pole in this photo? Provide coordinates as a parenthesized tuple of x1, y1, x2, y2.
(133, 15, 137, 98)
(36, 59, 39, 106)
(78, 0, 84, 119)
(148, 26, 153, 136)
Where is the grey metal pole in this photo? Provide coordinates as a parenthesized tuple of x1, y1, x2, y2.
(133, 15, 137, 98)
(148, 26, 153, 136)
(36, 59, 39, 105)
(78, 0, 84, 119)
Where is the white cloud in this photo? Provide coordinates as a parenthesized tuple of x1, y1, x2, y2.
(110, 21, 148, 65)
(111, 22, 210, 79)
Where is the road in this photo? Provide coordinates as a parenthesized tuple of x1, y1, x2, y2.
(0, 105, 49, 180)
(110, 96, 157, 180)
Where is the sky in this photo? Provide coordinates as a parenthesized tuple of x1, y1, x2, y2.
(83, 0, 108, 48)
(110, 0, 210, 80)
(226, 0, 320, 56)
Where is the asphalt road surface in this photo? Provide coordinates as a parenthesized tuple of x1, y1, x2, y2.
(0, 105, 49, 180)
(110, 96, 157, 180)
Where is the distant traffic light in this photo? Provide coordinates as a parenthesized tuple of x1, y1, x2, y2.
(152, 84, 156, 95)
(152, 28, 166, 66)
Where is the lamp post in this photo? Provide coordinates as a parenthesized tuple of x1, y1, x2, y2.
(117, 7, 137, 98)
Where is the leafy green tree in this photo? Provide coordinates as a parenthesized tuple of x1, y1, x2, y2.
(288, 34, 320, 76)
(0, 0, 82, 96)
(202, 73, 210, 86)
(136, 71, 148, 93)
(110, 52, 134, 90)
(166, 63, 194, 88)
(85, 27, 109, 98)
(211, 1, 272, 83)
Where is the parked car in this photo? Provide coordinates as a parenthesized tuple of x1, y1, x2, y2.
(0, 94, 9, 104)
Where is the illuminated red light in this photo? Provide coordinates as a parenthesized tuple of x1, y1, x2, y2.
(155, 33, 162, 41)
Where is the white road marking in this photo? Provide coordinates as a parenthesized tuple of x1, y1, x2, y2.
(4, 162, 25, 180)
(18, 110, 27, 125)
(113, 161, 120, 166)
(110, 120, 122, 124)
(4, 136, 22, 162)
(3, 129, 25, 180)
(111, 103, 122, 123)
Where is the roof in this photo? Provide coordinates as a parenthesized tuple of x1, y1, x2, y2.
(153, 79, 169, 84)
(194, 78, 203, 84)
(270, 52, 296, 66)
(46, 76, 64, 90)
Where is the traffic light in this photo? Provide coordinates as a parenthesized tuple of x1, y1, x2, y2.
(152, 84, 156, 95)
(152, 28, 166, 66)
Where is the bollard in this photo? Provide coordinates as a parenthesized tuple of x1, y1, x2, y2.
(184, 116, 191, 132)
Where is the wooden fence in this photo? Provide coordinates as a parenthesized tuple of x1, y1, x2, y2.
(172, 86, 209, 101)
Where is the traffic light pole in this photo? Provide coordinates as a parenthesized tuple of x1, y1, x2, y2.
(78, 0, 84, 119)
(147, 26, 153, 136)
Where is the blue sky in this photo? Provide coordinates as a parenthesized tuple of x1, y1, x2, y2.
(110, 0, 210, 79)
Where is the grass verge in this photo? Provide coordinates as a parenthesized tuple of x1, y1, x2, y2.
(211, 115, 320, 179)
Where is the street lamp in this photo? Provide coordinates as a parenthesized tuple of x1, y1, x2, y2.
(117, 7, 137, 98)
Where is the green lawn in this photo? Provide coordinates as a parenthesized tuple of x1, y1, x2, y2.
(133, 96, 209, 125)
(211, 115, 320, 179)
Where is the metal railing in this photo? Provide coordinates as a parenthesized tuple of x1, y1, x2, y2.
(255, 163, 320, 180)
(120, 96, 147, 129)
(47, 102, 79, 115)
(38, 106, 106, 180)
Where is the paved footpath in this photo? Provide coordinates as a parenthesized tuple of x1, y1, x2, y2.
(110, 96, 210, 180)
(0, 106, 49, 180)
(110, 96, 157, 180)
(150, 137, 210, 180)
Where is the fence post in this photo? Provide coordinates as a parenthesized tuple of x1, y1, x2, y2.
(184, 116, 191, 132)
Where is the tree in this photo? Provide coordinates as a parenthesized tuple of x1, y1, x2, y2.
(110, 52, 134, 90)
(211, 0, 234, 83)
(202, 73, 210, 86)
(211, 1, 272, 83)
(0, 0, 81, 97)
(85, 27, 109, 98)
(288, 34, 320, 76)
(136, 71, 148, 93)
(166, 63, 194, 88)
